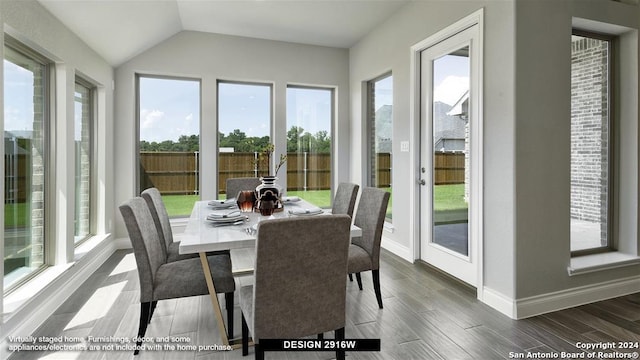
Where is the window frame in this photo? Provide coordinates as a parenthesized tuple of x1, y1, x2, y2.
(216, 80, 274, 197)
(135, 74, 202, 217)
(285, 84, 335, 208)
(73, 77, 95, 245)
(570, 29, 617, 257)
(3, 36, 53, 293)
(366, 72, 393, 221)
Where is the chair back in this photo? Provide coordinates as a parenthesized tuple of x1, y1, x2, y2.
(141, 187, 172, 257)
(251, 215, 351, 340)
(226, 177, 261, 199)
(332, 182, 359, 218)
(353, 187, 390, 270)
(119, 197, 166, 303)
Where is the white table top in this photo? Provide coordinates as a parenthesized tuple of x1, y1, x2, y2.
(179, 199, 362, 254)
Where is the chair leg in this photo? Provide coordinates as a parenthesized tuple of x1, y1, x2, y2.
(348, 273, 353, 282)
(355, 272, 363, 290)
(255, 342, 264, 360)
(135, 302, 151, 355)
(225, 292, 234, 339)
(241, 314, 249, 356)
(335, 327, 345, 360)
(148, 301, 157, 324)
(372, 269, 383, 309)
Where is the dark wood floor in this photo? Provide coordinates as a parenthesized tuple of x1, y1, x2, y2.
(7, 248, 640, 360)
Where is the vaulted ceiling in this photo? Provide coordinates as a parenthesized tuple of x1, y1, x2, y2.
(38, 0, 409, 66)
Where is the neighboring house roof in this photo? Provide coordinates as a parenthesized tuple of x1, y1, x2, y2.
(447, 90, 469, 118)
(4, 130, 33, 139)
(4, 131, 31, 155)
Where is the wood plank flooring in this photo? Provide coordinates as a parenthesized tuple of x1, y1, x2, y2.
(7, 249, 640, 360)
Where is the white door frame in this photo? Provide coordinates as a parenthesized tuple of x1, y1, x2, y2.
(408, 8, 484, 299)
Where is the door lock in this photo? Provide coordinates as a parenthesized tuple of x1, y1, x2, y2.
(418, 179, 426, 186)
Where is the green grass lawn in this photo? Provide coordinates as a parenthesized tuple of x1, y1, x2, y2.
(159, 184, 465, 219)
(434, 184, 467, 211)
(161, 195, 200, 217)
(3, 185, 467, 222)
(434, 184, 468, 224)
(4, 202, 28, 227)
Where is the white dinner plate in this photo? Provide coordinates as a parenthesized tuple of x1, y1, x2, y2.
(288, 208, 324, 216)
(206, 213, 245, 223)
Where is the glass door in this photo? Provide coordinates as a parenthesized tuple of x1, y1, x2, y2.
(419, 24, 480, 287)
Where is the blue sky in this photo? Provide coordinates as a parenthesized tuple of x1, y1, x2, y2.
(433, 52, 470, 106)
(3, 59, 35, 133)
(140, 78, 335, 142)
(6, 60, 465, 143)
(139, 77, 200, 143)
(374, 75, 393, 110)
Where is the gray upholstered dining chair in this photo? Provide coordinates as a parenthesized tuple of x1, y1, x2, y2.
(119, 197, 236, 354)
(141, 188, 192, 262)
(332, 182, 359, 218)
(226, 177, 261, 200)
(140, 187, 235, 337)
(240, 215, 352, 360)
(348, 187, 390, 309)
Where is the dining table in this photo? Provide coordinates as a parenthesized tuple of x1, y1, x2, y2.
(178, 197, 362, 348)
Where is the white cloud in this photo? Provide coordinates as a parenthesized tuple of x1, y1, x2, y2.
(140, 109, 165, 130)
(434, 76, 469, 106)
(140, 109, 168, 142)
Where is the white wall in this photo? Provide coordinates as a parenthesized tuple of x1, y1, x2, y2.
(0, 0, 114, 354)
(349, 1, 517, 301)
(114, 31, 350, 238)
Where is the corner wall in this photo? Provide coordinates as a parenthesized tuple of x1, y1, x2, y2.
(514, 0, 640, 315)
(349, 1, 517, 303)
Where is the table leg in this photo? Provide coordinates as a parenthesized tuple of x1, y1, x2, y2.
(199, 252, 231, 346)
(199, 252, 249, 349)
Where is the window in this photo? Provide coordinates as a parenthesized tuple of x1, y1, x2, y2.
(286, 86, 333, 207)
(570, 31, 613, 254)
(74, 79, 93, 243)
(138, 76, 201, 217)
(217, 81, 272, 198)
(367, 74, 393, 219)
(3, 42, 49, 290)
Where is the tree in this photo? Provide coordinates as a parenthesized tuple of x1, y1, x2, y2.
(287, 126, 305, 152)
(139, 127, 330, 153)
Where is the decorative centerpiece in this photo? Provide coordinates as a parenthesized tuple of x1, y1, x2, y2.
(254, 144, 287, 215)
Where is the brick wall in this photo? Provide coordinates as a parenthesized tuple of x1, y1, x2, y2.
(76, 85, 92, 238)
(30, 65, 46, 267)
(570, 37, 609, 237)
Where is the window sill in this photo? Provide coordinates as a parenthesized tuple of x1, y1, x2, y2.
(4, 233, 111, 318)
(74, 233, 112, 261)
(568, 252, 640, 276)
(4, 263, 74, 316)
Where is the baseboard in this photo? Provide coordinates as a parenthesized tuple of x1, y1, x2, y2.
(514, 274, 640, 319)
(381, 237, 413, 263)
(0, 237, 117, 359)
(482, 287, 516, 319)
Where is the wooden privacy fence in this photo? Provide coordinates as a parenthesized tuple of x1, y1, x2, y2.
(135, 151, 464, 196)
(434, 152, 465, 185)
